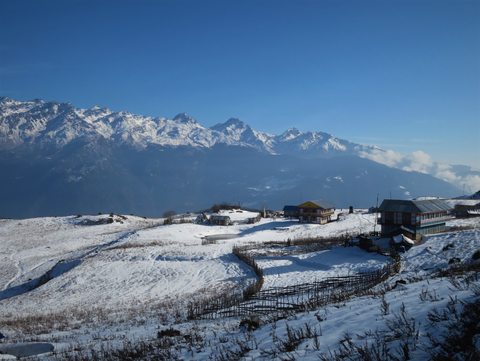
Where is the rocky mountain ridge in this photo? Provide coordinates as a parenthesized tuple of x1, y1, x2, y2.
(0, 97, 462, 218)
(0, 96, 376, 157)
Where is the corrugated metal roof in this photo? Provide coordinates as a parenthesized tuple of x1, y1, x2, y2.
(299, 199, 335, 209)
(210, 215, 231, 220)
(378, 199, 451, 213)
(413, 199, 452, 212)
(391, 225, 415, 234)
(283, 205, 297, 211)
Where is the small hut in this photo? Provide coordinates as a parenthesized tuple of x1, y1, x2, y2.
(390, 225, 415, 240)
(390, 234, 414, 252)
(209, 215, 231, 226)
(283, 205, 298, 218)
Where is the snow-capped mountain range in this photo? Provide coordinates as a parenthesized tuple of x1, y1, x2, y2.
(0, 96, 375, 157)
(0, 97, 465, 218)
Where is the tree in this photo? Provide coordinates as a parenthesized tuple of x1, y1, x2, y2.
(162, 210, 176, 218)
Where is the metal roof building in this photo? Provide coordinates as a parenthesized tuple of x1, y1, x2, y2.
(282, 200, 336, 224)
(378, 199, 452, 213)
(208, 215, 231, 226)
(297, 199, 335, 224)
(283, 205, 298, 217)
(306, 199, 336, 210)
(378, 198, 452, 240)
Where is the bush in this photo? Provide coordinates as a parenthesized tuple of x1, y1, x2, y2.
(472, 250, 480, 261)
(162, 210, 177, 218)
(239, 317, 260, 332)
(429, 300, 480, 360)
(157, 328, 181, 338)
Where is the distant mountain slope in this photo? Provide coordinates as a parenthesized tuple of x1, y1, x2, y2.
(0, 97, 462, 217)
(0, 96, 376, 156)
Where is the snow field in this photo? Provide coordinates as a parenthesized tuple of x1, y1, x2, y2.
(257, 247, 390, 289)
(0, 210, 478, 359)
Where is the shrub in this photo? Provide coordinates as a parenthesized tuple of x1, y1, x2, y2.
(239, 317, 260, 332)
(162, 210, 177, 218)
(157, 328, 181, 338)
(443, 243, 454, 251)
(472, 250, 480, 261)
(429, 300, 480, 360)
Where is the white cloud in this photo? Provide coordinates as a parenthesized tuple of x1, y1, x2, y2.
(464, 175, 480, 192)
(402, 151, 433, 174)
(360, 148, 478, 192)
(359, 149, 403, 167)
(435, 169, 461, 184)
(436, 163, 452, 172)
(361, 149, 433, 174)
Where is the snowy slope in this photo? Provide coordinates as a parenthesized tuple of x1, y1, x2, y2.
(0, 211, 479, 359)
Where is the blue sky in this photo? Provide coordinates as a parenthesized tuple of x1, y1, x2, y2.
(1, 0, 479, 168)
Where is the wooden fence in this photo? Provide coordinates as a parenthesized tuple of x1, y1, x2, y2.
(187, 240, 401, 320)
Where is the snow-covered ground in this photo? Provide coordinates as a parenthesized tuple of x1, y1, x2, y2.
(444, 198, 480, 208)
(0, 210, 479, 359)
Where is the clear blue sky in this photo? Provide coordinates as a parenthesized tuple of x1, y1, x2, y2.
(1, 0, 479, 168)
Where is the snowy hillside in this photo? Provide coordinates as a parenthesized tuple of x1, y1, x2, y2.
(0, 210, 479, 359)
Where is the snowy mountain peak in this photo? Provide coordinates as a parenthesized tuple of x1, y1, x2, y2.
(279, 127, 302, 140)
(173, 113, 198, 124)
(225, 117, 246, 126)
(0, 96, 13, 104)
(0, 97, 379, 158)
(209, 117, 260, 141)
(210, 117, 247, 131)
